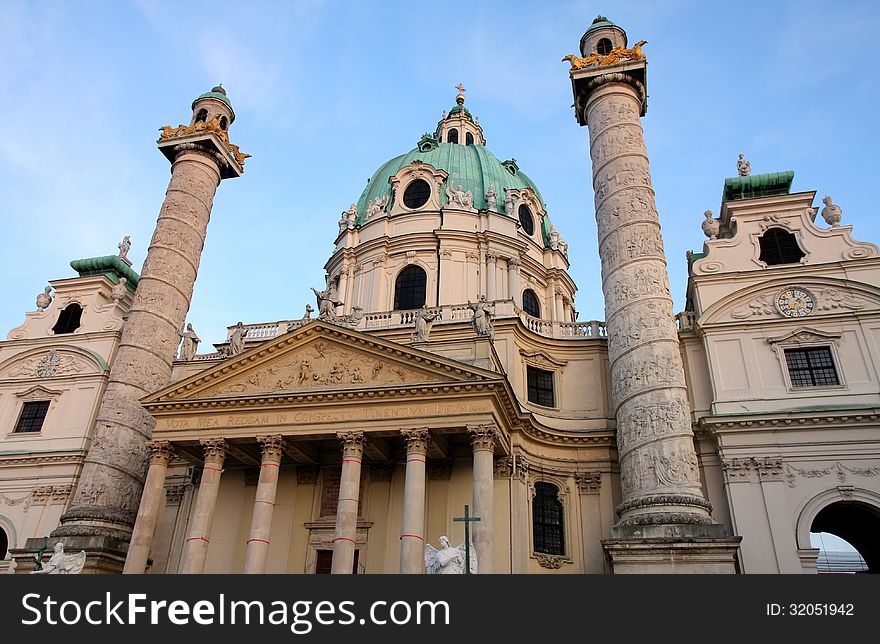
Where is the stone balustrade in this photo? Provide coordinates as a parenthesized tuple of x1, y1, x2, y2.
(188, 302, 607, 361)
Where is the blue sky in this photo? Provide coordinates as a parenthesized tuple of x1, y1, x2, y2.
(2, 0, 878, 347)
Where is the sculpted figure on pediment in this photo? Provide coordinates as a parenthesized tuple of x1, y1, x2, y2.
(211, 343, 443, 396)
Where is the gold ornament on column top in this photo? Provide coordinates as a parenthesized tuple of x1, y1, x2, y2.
(338, 431, 366, 459)
(146, 441, 175, 466)
(200, 438, 227, 466)
(401, 428, 430, 454)
(256, 435, 284, 463)
(467, 425, 497, 452)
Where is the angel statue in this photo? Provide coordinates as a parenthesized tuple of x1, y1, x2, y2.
(30, 542, 87, 574)
(424, 535, 477, 574)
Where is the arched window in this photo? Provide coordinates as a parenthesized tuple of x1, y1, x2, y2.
(597, 38, 613, 55)
(403, 179, 431, 209)
(0, 526, 7, 560)
(394, 265, 427, 310)
(219, 116, 228, 130)
(522, 289, 541, 317)
(518, 204, 535, 236)
(195, 109, 208, 123)
(52, 303, 82, 334)
(533, 482, 565, 556)
(447, 128, 459, 144)
(466, 132, 474, 146)
(758, 227, 805, 265)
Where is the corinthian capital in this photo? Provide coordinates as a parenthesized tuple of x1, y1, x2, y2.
(257, 434, 284, 464)
(146, 440, 175, 467)
(401, 428, 430, 455)
(467, 424, 497, 452)
(200, 438, 227, 466)
(338, 431, 366, 459)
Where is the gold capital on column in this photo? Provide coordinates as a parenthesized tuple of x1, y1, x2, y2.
(200, 438, 226, 466)
(146, 440, 175, 467)
(467, 424, 496, 452)
(400, 428, 430, 455)
(256, 435, 283, 464)
(337, 431, 365, 459)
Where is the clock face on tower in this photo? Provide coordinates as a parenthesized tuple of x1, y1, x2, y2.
(776, 287, 815, 318)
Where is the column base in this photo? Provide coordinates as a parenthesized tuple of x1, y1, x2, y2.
(10, 535, 129, 575)
(602, 532, 742, 574)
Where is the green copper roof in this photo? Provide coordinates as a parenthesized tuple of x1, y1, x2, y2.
(722, 171, 794, 202)
(70, 255, 140, 289)
(192, 86, 233, 112)
(447, 104, 473, 122)
(585, 16, 619, 33)
(355, 143, 550, 236)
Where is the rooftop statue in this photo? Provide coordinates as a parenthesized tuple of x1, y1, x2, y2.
(468, 295, 495, 338)
(412, 305, 439, 342)
(110, 277, 129, 303)
(228, 321, 248, 356)
(737, 153, 751, 177)
(30, 542, 86, 575)
(446, 184, 474, 209)
(117, 235, 131, 259)
(178, 322, 201, 361)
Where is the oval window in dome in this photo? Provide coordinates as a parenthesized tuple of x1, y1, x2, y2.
(518, 204, 535, 236)
(403, 179, 431, 209)
(597, 38, 613, 55)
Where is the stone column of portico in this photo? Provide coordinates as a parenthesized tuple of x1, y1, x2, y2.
(486, 252, 497, 301)
(507, 257, 521, 308)
(468, 425, 496, 574)
(331, 431, 365, 574)
(572, 50, 715, 533)
(180, 438, 226, 574)
(399, 428, 429, 573)
(243, 435, 283, 574)
(123, 441, 175, 574)
(52, 89, 244, 559)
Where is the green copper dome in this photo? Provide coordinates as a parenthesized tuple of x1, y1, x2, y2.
(584, 15, 622, 35)
(192, 85, 234, 112)
(355, 142, 553, 247)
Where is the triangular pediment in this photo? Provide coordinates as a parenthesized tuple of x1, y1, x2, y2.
(143, 321, 499, 403)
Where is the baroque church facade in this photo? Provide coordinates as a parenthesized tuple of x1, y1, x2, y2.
(2, 18, 879, 574)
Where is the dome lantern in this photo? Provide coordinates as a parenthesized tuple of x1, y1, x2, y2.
(434, 83, 486, 146)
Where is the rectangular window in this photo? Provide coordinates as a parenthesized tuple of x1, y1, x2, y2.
(14, 400, 50, 433)
(527, 366, 555, 407)
(784, 347, 840, 388)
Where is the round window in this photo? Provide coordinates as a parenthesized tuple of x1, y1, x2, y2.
(403, 179, 431, 209)
(518, 204, 535, 236)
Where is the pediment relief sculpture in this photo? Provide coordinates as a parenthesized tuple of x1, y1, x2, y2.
(173, 341, 460, 400)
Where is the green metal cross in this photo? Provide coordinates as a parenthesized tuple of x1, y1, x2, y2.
(452, 504, 481, 574)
